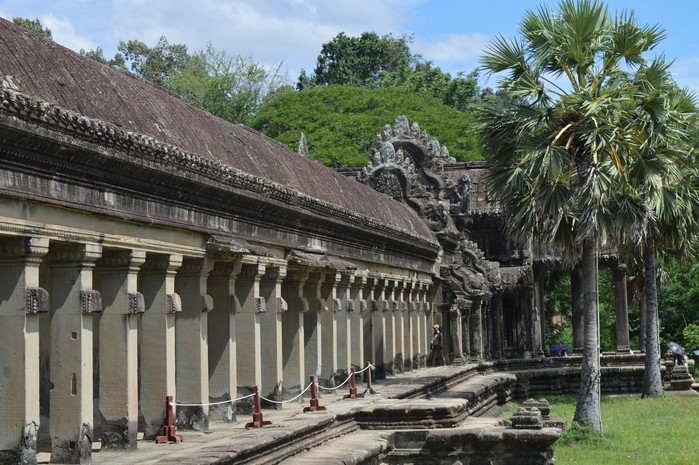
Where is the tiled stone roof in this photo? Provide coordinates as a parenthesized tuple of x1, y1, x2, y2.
(0, 18, 437, 247)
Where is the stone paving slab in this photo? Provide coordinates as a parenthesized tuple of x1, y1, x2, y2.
(39, 365, 463, 465)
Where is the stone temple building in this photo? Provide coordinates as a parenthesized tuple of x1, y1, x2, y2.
(0, 18, 635, 464)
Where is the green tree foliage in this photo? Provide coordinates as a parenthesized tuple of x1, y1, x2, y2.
(167, 44, 291, 125)
(657, 256, 699, 344)
(251, 85, 480, 167)
(12, 17, 52, 40)
(117, 36, 191, 87)
(477, 0, 686, 432)
(79, 46, 127, 70)
(300, 32, 412, 88)
(299, 31, 483, 115)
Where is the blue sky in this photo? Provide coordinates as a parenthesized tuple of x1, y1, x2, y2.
(1, 0, 698, 93)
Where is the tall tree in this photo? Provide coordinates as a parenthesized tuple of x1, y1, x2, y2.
(117, 36, 191, 86)
(478, 0, 668, 434)
(12, 17, 52, 40)
(300, 32, 413, 88)
(167, 43, 290, 125)
(620, 66, 699, 397)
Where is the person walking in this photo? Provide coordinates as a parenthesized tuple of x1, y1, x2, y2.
(429, 324, 447, 366)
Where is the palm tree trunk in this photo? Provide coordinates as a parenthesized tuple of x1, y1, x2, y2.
(573, 239, 602, 434)
(642, 242, 663, 397)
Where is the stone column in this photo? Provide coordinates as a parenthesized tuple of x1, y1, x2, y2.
(93, 249, 146, 450)
(207, 259, 241, 422)
(469, 297, 483, 361)
(421, 282, 433, 366)
(48, 242, 102, 463)
(0, 237, 48, 465)
(613, 265, 630, 352)
(319, 270, 339, 382)
(235, 259, 266, 392)
(571, 266, 584, 353)
(259, 261, 287, 402)
(405, 280, 420, 371)
(335, 272, 352, 373)
(138, 253, 182, 440)
(349, 273, 367, 372)
(532, 274, 546, 357)
(458, 301, 470, 362)
(175, 257, 214, 431)
(491, 293, 504, 359)
(469, 298, 483, 360)
(395, 280, 407, 373)
(368, 275, 386, 379)
(281, 268, 309, 393)
(383, 278, 397, 375)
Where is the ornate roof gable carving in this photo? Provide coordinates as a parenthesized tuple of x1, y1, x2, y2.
(358, 116, 459, 234)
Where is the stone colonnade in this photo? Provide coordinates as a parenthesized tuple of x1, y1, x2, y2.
(570, 263, 632, 353)
(0, 234, 433, 464)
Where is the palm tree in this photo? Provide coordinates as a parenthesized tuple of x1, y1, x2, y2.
(478, 0, 667, 434)
(620, 67, 699, 397)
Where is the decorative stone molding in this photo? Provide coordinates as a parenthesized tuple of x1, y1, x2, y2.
(522, 398, 551, 420)
(277, 296, 288, 312)
(167, 293, 182, 313)
(510, 407, 542, 429)
(128, 292, 145, 314)
(80, 290, 103, 314)
(25, 287, 49, 314)
(333, 298, 342, 313)
(255, 296, 266, 313)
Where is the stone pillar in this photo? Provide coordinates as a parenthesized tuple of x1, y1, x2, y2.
(532, 275, 545, 357)
(613, 265, 630, 352)
(93, 249, 146, 450)
(491, 293, 504, 359)
(207, 259, 241, 422)
(335, 272, 352, 373)
(349, 273, 367, 372)
(421, 282, 433, 365)
(469, 298, 483, 360)
(459, 301, 470, 362)
(395, 280, 407, 373)
(408, 281, 419, 370)
(235, 259, 266, 392)
(301, 270, 324, 382)
(0, 237, 49, 465)
(259, 262, 287, 402)
(571, 266, 584, 353)
(319, 271, 339, 382)
(369, 275, 386, 379)
(48, 242, 102, 463)
(281, 268, 309, 393)
(175, 257, 214, 431)
(138, 253, 182, 440)
(383, 278, 397, 376)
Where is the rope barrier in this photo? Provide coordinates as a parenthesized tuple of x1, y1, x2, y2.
(260, 379, 313, 404)
(318, 363, 374, 391)
(174, 392, 255, 407)
(171, 362, 376, 407)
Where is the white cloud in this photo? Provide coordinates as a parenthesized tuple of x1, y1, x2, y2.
(40, 13, 96, 52)
(414, 33, 490, 62)
(105, 0, 416, 81)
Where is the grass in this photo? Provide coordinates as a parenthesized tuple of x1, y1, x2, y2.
(528, 394, 699, 465)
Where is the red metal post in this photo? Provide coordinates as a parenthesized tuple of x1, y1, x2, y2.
(245, 385, 272, 428)
(303, 375, 326, 412)
(343, 368, 365, 399)
(155, 395, 183, 443)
